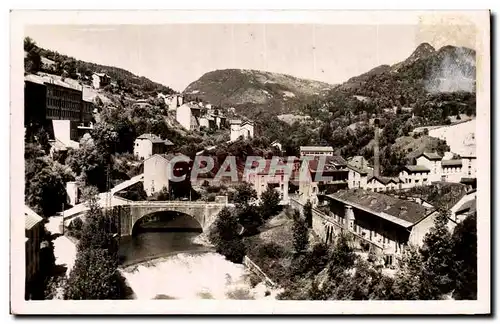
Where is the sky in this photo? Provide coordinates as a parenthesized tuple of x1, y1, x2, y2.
(25, 23, 477, 92)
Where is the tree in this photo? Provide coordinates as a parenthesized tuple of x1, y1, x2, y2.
(237, 205, 262, 236)
(451, 212, 477, 300)
(303, 200, 313, 228)
(292, 210, 309, 253)
(392, 245, 424, 300)
(64, 248, 126, 300)
(24, 37, 36, 52)
(260, 186, 282, 221)
(328, 233, 356, 276)
(233, 182, 257, 208)
(25, 48, 42, 74)
(209, 207, 246, 263)
(77, 188, 118, 253)
(25, 147, 74, 216)
(419, 210, 455, 299)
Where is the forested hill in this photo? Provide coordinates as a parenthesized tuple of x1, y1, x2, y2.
(183, 69, 337, 117)
(24, 37, 175, 97)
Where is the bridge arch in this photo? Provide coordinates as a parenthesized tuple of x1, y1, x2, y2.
(131, 210, 203, 236)
(119, 201, 228, 237)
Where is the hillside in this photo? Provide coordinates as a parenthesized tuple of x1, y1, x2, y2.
(24, 37, 175, 98)
(183, 69, 336, 118)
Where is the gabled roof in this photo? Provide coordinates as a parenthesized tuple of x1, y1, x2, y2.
(417, 152, 442, 160)
(327, 189, 434, 227)
(136, 134, 173, 145)
(241, 120, 254, 126)
(145, 153, 191, 163)
(346, 164, 368, 175)
(367, 175, 401, 185)
(441, 159, 463, 167)
(455, 198, 476, 215)
(404, 165, 431, 173)
(25, 206, 44, 230)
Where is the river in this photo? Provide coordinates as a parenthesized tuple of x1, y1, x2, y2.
(117, 230, 281, 300)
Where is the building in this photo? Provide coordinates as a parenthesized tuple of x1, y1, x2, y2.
(25, 206, 44, 299)
(245, 159, 290, 203)
(323, 189, 441, 266)
(347, 155, 371, 170)
(176, 102, 201, 131)
(347, 164, 368, 189)
(271, 140, 283, 152)
(399, 165, 431, 189)
(24, 74, 94, 142)
(461, 152, 477, 178)
(299, 146, 334, 157)
(298, 156, 349, 206)
(366, 175, 402, 192)
(134, 134, 174, 160)
(415, 152, 443, 182)
(440, 159, 464, 182)
(230, 120, 255, 142)
(143, 153, 191, 196)
(92, 72, 111, 89)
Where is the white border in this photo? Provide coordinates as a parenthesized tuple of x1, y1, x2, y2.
(9, 9, 491, 315)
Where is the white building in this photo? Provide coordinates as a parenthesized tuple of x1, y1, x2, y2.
(415, 152, 443, 182)
(366, 175, 401, 192)
(92, 72, 111, 89)
(347, 164, 368, 189)
(399, 165, 431, 189)
(230, 120, 254, 142)
(176, 103, 201, 131)
(440, 159, 464, 183)
(300, 146, 334, 157)
(143, 153, 190, 196)
(134, 134, 174, 160)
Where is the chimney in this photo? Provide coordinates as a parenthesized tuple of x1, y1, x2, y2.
(373, 118, 380, 177)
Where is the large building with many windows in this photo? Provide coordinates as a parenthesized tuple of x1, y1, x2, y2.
(24, 74, 94, 142)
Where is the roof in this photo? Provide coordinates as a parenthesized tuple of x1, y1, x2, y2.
(241, 120, 255, 126)
(367, 175, 401, 185)
(93, 72, 110, 78)
(417, 152, 442, 160)
(346, 164, 368, 175)
(404, 165, 431, 173)
(49, 139, 68, 151)
(230, 119, 242, 124)
(25, 73, 82, 92)
(145, 153, 192, 163)
(300, 146, 334, 152)
(25, 206, 44, 230)
(455, 199, 477, 215)
(136, 134, 173, 145)
(326, 189, 433, 227)
(441, 159, 463, 167)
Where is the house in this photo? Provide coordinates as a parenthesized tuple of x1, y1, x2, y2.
(245, 159, 291, 203)
(347, 164, 368, 189)
(366, 175, 402, 192)
(399, 165, 431, 189)
(449, 189, 477, 224)
(461, 152, 477, 178)
(25, 206, 44, 299)
(143, 153, 191, 196)
(230, 120, 254, 142)
(299, 146, 334, 157)
(271, 140, 283, 152)
(440, 159, 464, 183)
(298, 156, 349, 206)
(215, 115, 227, 129)
(323, 189, 440, 266)
(134, 134, 174, 160)
(415, 152, 443, 182)
(176, 103, 201, 131)
(92, 72, 111, 89)
(347, 155, 370, 170)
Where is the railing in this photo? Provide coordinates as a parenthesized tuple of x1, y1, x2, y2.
(243, 256, 277, 288)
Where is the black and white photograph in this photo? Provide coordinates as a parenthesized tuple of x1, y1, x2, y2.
(10, 9, 491, 315)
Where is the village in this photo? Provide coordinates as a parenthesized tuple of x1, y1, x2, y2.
(21, 32, 479, 302)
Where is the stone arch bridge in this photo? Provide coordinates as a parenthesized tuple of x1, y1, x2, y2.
(62, 195, 230, 237)
(118, 200, 229, 236)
